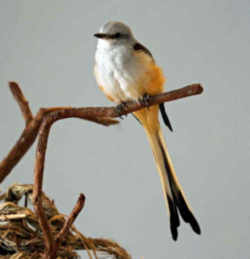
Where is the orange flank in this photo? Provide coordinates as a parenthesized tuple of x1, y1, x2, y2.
(141, 64, 165, 95)
(134, 50, 166, 96)
(133, 63, 166, 132)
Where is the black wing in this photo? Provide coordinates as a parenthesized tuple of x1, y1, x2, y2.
(133, 42, 154, 61)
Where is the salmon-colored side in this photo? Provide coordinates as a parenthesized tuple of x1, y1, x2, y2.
(142, 64, 165, 95)
(133, 62, 166, 132)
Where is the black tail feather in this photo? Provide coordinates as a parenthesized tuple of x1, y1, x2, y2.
(159, 103, 173, 132)
(176, 191, 201, 235)
(167, 195, 180, 241)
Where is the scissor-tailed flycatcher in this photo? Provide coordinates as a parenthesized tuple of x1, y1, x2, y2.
(94, 21, 201, 240)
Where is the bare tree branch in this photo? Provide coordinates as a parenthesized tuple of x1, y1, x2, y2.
(0, 81, 203, 258)
(0, 83, 202, 184)
(72, 83, 203, 118)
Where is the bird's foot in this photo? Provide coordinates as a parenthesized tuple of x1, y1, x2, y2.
(139, 93, 151, 107)
(115, 102, 128, 119)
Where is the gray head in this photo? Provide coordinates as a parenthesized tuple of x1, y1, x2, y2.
(94, 21, 135, 45)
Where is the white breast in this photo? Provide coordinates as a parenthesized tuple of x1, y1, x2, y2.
(95, 42, 151, 103)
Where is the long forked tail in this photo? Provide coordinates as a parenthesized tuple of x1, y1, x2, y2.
(134, 107, 201, 240)
(154, 129, 201, 240)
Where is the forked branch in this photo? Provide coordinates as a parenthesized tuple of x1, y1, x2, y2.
(0, 82, 203, 258)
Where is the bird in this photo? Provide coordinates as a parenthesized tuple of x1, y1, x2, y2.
(93, 21, 201, 240)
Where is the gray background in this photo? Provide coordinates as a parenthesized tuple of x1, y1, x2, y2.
(1, 1, 250, 258)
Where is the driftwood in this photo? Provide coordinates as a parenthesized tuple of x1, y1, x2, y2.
(0, 82, 203, 258)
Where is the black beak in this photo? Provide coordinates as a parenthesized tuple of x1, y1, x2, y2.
(94, 33, 108, 39)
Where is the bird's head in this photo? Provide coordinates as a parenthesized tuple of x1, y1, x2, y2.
(94, 21, 135, 47)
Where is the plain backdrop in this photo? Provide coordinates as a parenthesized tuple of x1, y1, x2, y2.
(1, 1, 250, 258)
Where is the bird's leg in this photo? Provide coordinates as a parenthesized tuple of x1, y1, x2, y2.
(115, 101, 128, 119)
(139, 93, 151, 107)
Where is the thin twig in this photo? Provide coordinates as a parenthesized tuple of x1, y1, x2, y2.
(0, 213, 27, 221)
(55, 193, 85, 248)
(89, 238, 132, 258)
(9, 81, 33, 125)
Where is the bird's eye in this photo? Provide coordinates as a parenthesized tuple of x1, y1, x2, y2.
(115, 33, 121, 38)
